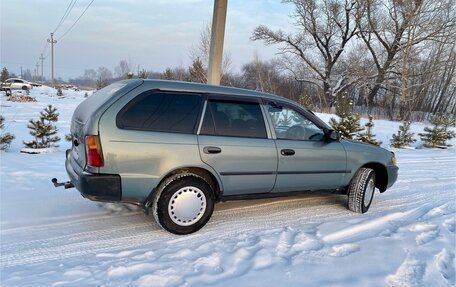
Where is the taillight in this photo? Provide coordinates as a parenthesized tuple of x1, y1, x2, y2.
(85, 135, 104, 167)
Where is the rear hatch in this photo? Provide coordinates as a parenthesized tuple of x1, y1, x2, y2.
(69, 80, 143, 171)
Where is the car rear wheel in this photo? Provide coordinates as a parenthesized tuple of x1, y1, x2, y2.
(347, 167, 376, 213)
(152, 174, 215, 235)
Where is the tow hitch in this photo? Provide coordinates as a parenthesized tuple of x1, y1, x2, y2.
(51, 178, 74, 189)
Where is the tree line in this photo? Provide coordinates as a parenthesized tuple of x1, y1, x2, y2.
(63, 0, 456, 121)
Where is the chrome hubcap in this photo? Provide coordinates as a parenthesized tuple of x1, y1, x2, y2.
(364, 178, 375, 206)
(168, 186, 206, 226)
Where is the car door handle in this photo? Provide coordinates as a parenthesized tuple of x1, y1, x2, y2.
(203, 146, 222, 154)
(281, 149, 295, 156)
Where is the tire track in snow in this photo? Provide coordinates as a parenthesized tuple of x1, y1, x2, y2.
(1, 150, 455, 279)
(1, 194, 345, 268)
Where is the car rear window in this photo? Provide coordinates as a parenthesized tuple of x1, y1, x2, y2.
(200, 100, 267, 138)
(117, 91, 202, 134)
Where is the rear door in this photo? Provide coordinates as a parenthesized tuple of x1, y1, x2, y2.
(197, 96, 277, 196)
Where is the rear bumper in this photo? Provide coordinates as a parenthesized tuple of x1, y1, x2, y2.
(65, 149, 122, 202)
(386, 165, 399, 189)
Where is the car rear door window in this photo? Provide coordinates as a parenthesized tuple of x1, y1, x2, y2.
(200, 100, 267, 138)
(117, 91, 202, 133)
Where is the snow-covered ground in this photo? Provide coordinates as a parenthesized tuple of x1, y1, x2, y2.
(1, 86, 455, 286)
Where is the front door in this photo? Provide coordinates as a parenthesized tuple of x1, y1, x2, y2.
(198, 98, 277, 196)
(266, 103, 347, 192)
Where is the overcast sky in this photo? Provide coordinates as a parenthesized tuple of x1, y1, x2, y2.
(1, 0, 295, 80)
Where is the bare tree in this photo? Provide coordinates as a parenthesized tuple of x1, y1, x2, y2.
(242, 52, 281, 94)
(189, 23, 232, 83)
(355, 0, 455, 112)
(252, 0, 358, 107)
(114, 60, 131, 78)
(96, 67, 113, 90)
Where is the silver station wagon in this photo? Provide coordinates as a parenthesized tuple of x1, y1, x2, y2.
(54, 79, 398, 234)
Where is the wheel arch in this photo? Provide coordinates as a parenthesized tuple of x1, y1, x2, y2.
(359, 162, 388, 192)
(156, 166, 223, 201)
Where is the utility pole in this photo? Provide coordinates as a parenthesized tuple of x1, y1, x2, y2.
(47, 33, 57, 87)
(20, 66, 23, 78)
(207, 0, 227, 86)
(35, 62, 39, 81)
(39, 53, 45, 82)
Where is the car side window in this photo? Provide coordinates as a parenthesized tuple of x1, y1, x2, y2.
(117, 91, 202, 133)
(268, 104, 324, 141)
(200, 100, 267, 138)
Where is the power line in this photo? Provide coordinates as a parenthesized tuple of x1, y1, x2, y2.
(40, 41, 49, 56)
(37, 0, 78, 74)
(57, 0, 95, 41)
(53, 0, 78, 34)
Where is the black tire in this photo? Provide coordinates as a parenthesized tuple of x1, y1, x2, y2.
(152, 174, 215, 235)
(348, 167, 376, 213)
(21, 86, 29, 90)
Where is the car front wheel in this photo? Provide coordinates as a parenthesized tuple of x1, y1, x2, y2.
(152, 174, 215, 235)
(347, 167, 376, 213)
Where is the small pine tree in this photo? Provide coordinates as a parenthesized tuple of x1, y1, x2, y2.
(1, 67, 9, 83)
(162, 68, 174, 80)
(56, 87, 63, 97)
(357, 115, 382, 146)
(126, 72, 134, 79)
(84, 92, 89, 98)
(419, 114, 456, 148)
(329, 95, 363, 139)
(298, 94, 313, 109)
(96, 78, 108, 90)
(41, 104, 59, 122)
(188, 57, 206, 83)
(138, 69, 149, 79)
(23, 105, 60, 148)
(0, 115, 15, 150)
(278, 110, 293, 126)
(391, 121, 416, 148)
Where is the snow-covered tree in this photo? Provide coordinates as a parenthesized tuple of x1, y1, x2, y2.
(391, 121, 416, 148)
(419, 114, 456, 148)
(278, 110, 293, 126)
(24, 105, 60, 148)
(0, 115, 15, 151)
(329, 95, 363, 139)
(41, 105, 59, 122)
(357, 115, 381, 146)
(56, 87, 63, 97)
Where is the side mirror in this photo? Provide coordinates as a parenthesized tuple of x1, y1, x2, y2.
(324, 128, 340, 141)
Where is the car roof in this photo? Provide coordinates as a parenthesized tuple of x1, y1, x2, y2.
(141, 79, 295, 105)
